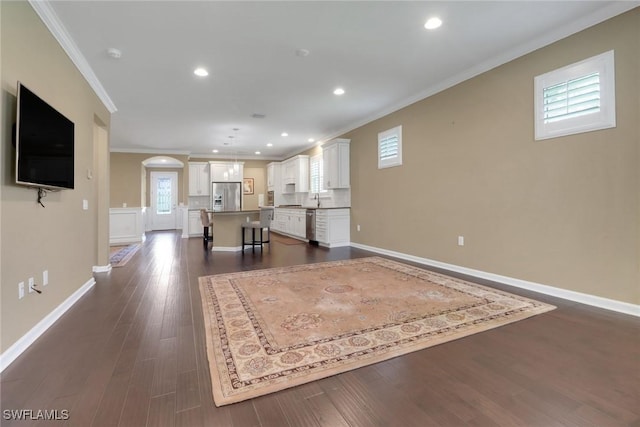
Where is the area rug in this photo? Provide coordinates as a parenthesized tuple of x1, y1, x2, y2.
(109, 243, 140, 267)
(199, 256, 555, 406)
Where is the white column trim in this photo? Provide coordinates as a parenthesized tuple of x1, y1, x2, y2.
(93, 264, 112, 273)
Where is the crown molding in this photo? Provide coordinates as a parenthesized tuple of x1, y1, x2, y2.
(110, 147, 191, 155)
(322, 2, 640, 143)
(28, 0, 117, 113)
(189, 153, 282, 162)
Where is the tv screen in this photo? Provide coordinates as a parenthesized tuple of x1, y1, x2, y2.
(16, 82, 75, 190)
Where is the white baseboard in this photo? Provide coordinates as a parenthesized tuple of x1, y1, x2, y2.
(319, 241, 351, 248)
(0, 277, 97, 372)
(350, 242, 640, 317)
(93, 264, 112, 273)
(109, 235, 145, 245)
(213, 246, 242, 252)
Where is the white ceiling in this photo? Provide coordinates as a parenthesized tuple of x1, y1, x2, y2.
(43, 1, 637, 160)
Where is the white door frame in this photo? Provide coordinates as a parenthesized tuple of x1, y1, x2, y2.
(150, 171, 178, 230)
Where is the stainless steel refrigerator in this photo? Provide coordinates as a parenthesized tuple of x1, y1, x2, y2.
(211, 182, 242, 212)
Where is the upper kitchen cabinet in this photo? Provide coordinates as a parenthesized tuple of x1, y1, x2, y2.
(281, 155, 309, 193)
(210, 161, 244, 182)
(267, 162, 279, 191)
(188, 162, 210, 196)
(323, 139, 350, 189)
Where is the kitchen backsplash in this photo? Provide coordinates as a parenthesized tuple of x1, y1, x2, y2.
(279, 189, 350, 208)
(188, 195, 209, 208)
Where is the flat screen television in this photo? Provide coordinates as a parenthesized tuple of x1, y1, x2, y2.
(15, 82, 75, 190)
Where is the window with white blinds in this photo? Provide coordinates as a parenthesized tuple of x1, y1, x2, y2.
(543, 72, 600, 123)
(378, 125, 402, 169)
(309, 154, 324, 193)
(535, 50, 615, 140)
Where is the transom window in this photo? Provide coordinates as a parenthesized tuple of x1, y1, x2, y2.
(534, 50, 615, 140)
(378, 125, 402, 169)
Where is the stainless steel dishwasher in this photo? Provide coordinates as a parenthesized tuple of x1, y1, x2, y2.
(305, 209, 316, 241)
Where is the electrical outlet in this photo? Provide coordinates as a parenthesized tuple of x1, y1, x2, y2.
(43, 270, 49, 286)
(357, 224, 361, 232)
(28, 277, 35, 293)
(458, 236, 465, 246)
(19, 282, 25, 299)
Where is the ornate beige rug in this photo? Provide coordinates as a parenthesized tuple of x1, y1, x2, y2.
(199, 257, 555, 406)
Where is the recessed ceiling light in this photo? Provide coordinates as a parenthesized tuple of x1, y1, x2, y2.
(255, 151, 261, 155)
(424, 17, 442, 30)
(267, 143, 273, 147)
(212, 149, 219, 153)
(308, 138, 315, 143)
(194, 67, 209, 77)
(281, 132, 288, 137)
(333, 88, 345, 95)
(106, 48, 122, 59)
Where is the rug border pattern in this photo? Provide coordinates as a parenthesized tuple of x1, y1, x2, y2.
(199, 256, 555, 406)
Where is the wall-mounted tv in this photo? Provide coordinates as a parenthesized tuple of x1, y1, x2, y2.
(15, 82, 75, 190)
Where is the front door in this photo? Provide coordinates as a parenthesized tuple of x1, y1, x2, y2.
(150, 171, 178, 230)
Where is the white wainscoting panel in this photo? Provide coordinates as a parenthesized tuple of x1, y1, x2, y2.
(110, 208, 145, 245)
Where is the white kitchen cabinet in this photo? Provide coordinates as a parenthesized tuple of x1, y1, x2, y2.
(271, 209, 286, 233)
(188, 162, 210, 196)
(272, 208, 306, 239)
(315, 209, 350, 247)
(290, 210, 306, 238)
(267, 162, 278, 190)
(322, 139, 350, 189)
(188, 210, 203, 236)
(281, 155, 309, 193)
(210, 161, 244, 182)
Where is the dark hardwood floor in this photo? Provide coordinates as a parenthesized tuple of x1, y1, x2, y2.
(1, 231, 639, 426)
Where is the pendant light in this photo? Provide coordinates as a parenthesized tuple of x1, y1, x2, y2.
(232, 128, 240, 174)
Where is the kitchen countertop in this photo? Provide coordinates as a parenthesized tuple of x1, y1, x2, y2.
(187, 208, 261, 214)
(275, 206, 350, 210)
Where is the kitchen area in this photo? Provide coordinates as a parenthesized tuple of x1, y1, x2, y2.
(184, 139, 351, 250)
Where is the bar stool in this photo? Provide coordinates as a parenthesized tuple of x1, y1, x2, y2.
(241, 208, 274, 252)
(200, 209, 214, 248)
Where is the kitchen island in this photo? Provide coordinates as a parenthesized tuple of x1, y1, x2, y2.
(184, 209, 261, 251)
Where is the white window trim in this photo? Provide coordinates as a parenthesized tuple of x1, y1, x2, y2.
(534, 50, 615, 141)
(378, 125, 402, 169)
(308, 153, 327, 194)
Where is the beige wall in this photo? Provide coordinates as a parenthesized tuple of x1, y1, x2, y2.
(111, 155, 270, 210)
(110, 153, 189, 208)
(1, 2, 111, 352)
(242, 160, 269, 210)
(347, 9, 639, 305)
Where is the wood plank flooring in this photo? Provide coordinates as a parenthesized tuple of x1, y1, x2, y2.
(1, 231, 638, 426)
